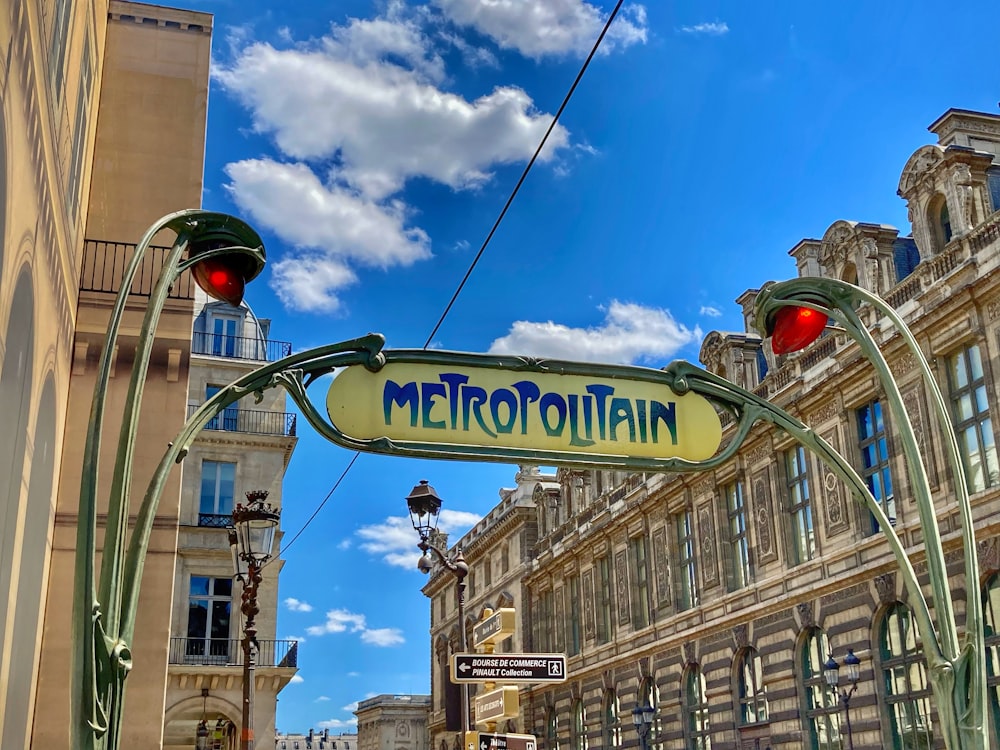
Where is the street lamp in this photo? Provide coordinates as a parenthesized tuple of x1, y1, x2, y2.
(631, 704, 655, 750)
(231, 490, 281, 750)
(406, 480, 472, 736)
(824, 650, 861, 750)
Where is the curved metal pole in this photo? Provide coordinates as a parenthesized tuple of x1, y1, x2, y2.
(72, 210, 265, 750)
(756, 278, 986, 750)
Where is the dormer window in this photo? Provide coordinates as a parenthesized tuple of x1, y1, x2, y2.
(928, 194, 952, 252)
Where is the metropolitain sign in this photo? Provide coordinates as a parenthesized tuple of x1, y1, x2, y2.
(324, 350, 722, 469)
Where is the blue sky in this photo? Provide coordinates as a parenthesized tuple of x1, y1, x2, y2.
(193, 0, 1000, 734)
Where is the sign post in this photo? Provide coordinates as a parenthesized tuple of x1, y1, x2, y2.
(451, 654, 567, 684)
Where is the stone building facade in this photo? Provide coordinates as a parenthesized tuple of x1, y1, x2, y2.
(356, 695, 432, 750)
(424, 107, 1000, 750)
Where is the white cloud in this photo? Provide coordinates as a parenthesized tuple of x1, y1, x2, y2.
(678, 21, 729, 36)
(347, 672, 361, 677)
(306, 608, 367, 636)
(337, 538, 353, 550)
(700, 305, 723, 318)
(318, 718, 359, 730)
(356, 509, 482, 568)
(434, 0, 647, 59)
(285, 635, 307, 643)
(290, 674, 304, 684)
(317, 696, 331, 702)
(342, 701, 359, 712)
(361, 628, 406, 647)
(488, 301, 703, 365)
(285, 597, 314, 613)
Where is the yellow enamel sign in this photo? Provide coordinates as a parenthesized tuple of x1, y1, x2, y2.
(325, 358, 722, 463)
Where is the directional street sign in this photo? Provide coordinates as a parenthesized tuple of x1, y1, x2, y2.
(451, 653, 567, 684)
(474, 686, 520, 725)
(472, 732, 536, 750)
(473, 608, 516, 649)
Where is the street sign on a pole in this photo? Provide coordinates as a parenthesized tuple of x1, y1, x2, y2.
(469, 732, 536, 750)
(451, 653, 567, 684)
(473, 608, 516, 649)
(474, 686, 519, 725)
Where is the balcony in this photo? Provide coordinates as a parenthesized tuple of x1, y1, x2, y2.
(187, 405, 297, 437)
(169, 637, 298, 668)
(192, 331, 292, 362)
(81, 240, 196, 300)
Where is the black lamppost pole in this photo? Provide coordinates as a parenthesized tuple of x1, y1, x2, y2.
(824, 649, 862, 750)
(230, 490, 280, 750)
(632, 704, 654, 750)
(407, 480, 472, 736)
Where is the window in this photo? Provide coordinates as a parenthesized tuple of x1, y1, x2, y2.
(547, 707, 559, 750)
(879, 603, 934, 749)
(48, 0, 73, 95)
(800, 627, 840, 750)
(502, 543, 511, 575)
(536, 590, 554, 651)
(638, 676, 661, 750)
(187, 576, 232, 661)
(857, 400, 896, 532)
(572, 699, 587, 750)
(676, 510, 697, 610)
(629, 535, 651, 629)
(928, 194, 952, 251)
(567, 574, 582, 656)
(210, 312, 243, 357)
(683, 665, 711, 749)
(785, 447, 816, 564)
(724, 481, 751, 590)
(597, 555, 614, 644)
(736, 647, 768, 725)
(989, 167, 1000, 213)
(602, 689, 621, 750)
(948, 344, 999, 492)
(206, 385, 239, 431)
(984, 574, 1000, 746)
(67, 31, 94, 220)
(199, 460, 236, 525)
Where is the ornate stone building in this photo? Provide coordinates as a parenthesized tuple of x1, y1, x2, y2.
(356, 695, 431, 750)
(424, 107, 1000, 750)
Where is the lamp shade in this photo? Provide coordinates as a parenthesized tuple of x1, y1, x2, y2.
(232, 491, 280, 564)
(184, 212, 266, 306)
(228, 528, 248, 580)
(844, 648, 861, 683)
(406, 480, 443, 539)
(823, 655, 839, 687)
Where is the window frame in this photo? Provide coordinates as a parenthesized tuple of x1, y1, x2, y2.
(597, 555, 614, 644)
(675, 510, 697, 610)
(785, 446, 816, 564)
(602, 689, 621, 750)
(682, 664, 712, 749)
(947, 343, 999, 493)
(572, 699, 587, 750)
(629, 534, 651, 629)
(800, 627, 840, 750)
(735, 647, 768, 726)
(857, 398, 896, 533)
(724, 480, 752, 590)
(878, 603, 935, 749)
(186, 575, 233, 661)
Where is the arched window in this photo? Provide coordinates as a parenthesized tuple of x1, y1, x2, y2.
(799, 627, 840, 749)
(602, 689, 621, 750)
(682, 665, 711, 749)
(928, 194, 952, 252)
(572, 699, 587, 750)
(638, 676, 661, 750)
(983, 574, 1000, 745)
(735, 647, 768, 725)
(879, 603, 934, 748)
(546, 706, 560, 750)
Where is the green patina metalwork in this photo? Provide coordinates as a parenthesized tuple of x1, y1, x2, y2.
(755, 278, 986, 750)
(75, 215, 983, 750)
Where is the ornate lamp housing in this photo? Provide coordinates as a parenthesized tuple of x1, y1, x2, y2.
(181, 212, 266, 306)
(228, 528, 249, 581)
(844, 648, 861, 684)
(406, 479, 443, 542)
(823, 655, 840, 688)
(232, 490, 280, 564)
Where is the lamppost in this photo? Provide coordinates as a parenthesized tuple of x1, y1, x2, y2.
(631, 704, 655, 750)
(406, 480, 472, 736)
(824, 650, 862, 750)
(72, 209, 266, 750)
(230, 490, 281, 750)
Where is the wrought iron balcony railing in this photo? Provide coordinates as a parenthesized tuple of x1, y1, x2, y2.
(192, 331, 292, 362)
(187, 405, 297, 437)
(80, 240, 196, 299)
(168, 637, 298, 668)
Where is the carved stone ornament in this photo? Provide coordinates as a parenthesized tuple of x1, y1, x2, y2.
(987, 298, 1000, 322)
(820, 429, 850, 536)
(890, 352, 917, 379)
(752, 468, 777, 565)
(745, 443, 771, 467)
(698, 503, 720, 587)
(397, 721, 410, 738)
(979, 537, 1000, 574)
(732, 624, 749, 650)
(615, 550, 631, 625)
(683, 642, 696, 665)
(652, 527, 671, 605)
(796, 601, 815, 630)
(874, 572, 897, 604)
(809, 400, 840, 425)
(582, 569, 596, 641)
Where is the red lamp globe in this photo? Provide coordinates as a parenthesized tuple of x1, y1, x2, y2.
(770, 305, 828, 355)
(191, 256, 246, 306)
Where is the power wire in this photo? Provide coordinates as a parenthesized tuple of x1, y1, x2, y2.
(423, 0, 626, 349)
(276, 0, 626, 558)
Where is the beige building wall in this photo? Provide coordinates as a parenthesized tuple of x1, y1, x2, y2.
(26, 2, 214, 748)
(357, 695, 431, 750)
(0, 0, 109, 746)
